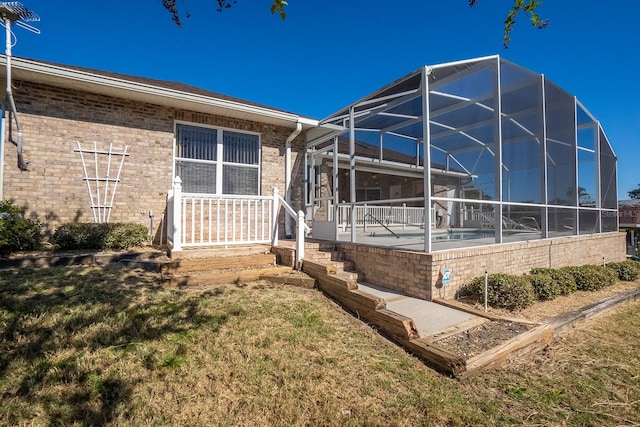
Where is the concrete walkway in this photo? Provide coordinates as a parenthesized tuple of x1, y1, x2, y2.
(357, 282, 480, 337)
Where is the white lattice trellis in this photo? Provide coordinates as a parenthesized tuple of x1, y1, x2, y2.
(75, 141, 129, 223)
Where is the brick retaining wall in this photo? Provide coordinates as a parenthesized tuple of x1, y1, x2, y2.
(336, 232, 626, 301)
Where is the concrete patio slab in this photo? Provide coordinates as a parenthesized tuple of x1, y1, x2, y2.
(358, 282, 479, 337)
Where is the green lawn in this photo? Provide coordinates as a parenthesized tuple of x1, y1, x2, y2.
(1, 265, 639, 426)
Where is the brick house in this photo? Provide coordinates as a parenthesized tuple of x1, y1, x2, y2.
(619, 199, 640, 255)
(0, 56, 317, 244)
(0, 54, 626, 299)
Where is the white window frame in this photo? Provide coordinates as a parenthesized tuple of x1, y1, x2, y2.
(173, 121, 262, 195)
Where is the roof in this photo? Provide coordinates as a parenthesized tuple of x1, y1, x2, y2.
(316, 136, 469, 178)
(0, 55, 318, 131)
(328, 135, 421, 165)
(619, 199, 640, 207)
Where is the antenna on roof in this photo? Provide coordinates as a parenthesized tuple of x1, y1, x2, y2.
(0, 1, 40, 171)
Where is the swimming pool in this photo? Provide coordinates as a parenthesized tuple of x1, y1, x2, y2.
(434, 229, 496, 240)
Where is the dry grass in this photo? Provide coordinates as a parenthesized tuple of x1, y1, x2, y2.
(460, 301, 640, 426)
(1, 265, 639, 426)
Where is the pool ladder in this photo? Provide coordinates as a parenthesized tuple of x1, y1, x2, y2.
(364, 213, 400, 239)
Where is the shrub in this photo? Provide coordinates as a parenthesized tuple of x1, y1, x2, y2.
(53, 223, 148, 250)
(531, 267, 577, 295)
(606, 260, 640, 281)
(0, 200, 42, 256)
(464, 273, 535, 311)
(103, 223, 149, 250)
(564, 265, 617, 291)
(528, 273, 561, 301)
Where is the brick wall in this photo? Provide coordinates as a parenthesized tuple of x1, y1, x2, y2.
(336, 232, 626, 301)
(2, 81, 306, 240)
(337, 242, 432, 300)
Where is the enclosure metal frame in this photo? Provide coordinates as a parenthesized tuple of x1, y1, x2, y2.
(305, 56, 618, 251)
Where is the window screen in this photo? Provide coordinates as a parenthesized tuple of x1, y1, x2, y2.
(224, 131, 259, 164)
(175, 161, 217, 194)
(176, 124, 217, 160)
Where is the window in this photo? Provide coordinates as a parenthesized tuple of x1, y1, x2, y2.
(356, 187, 381, 201)
(174, 123, 260, 195)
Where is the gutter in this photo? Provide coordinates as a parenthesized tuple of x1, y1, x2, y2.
(285, 121, 302, 237)
(0, 56, 319, 128)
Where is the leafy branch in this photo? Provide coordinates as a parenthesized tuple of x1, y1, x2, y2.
(270, 0, 288, 20)
(161, 1, 546, 48)
(161, 0, 287, 27)
(469, 0, 549, 48)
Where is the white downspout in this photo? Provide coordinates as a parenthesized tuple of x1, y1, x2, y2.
(4, 16, 26, 171)
(285, 121, 302, 237)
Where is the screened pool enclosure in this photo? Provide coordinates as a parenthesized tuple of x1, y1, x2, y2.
(305, 56, 618, 252)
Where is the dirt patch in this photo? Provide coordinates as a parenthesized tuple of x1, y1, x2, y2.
(436, 321, 535, 359)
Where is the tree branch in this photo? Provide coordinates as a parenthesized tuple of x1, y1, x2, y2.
(161, 0, 286, 26)
(469, 0, 549, 48)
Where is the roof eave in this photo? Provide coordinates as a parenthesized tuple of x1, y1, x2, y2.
(0, 56, 318, 130)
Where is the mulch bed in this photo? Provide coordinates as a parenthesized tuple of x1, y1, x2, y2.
(436, 320, 535, 359)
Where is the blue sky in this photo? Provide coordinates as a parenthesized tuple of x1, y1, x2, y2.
(9, 0, 640, 199)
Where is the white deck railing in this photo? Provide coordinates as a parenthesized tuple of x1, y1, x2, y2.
(167, 177, 309, 267)
(330, 204, 436, 230)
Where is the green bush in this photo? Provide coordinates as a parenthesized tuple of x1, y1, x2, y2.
(531, 267, 577, 295)
(464, 273, 536, 311)
(528, 273, 561, 301)
(564, 265, 617, 291)
(53, 223, 108, 250)
(53, 223, 148, 250)
(104, 223, 150, 250)
(0, 200, 42, 256)
(606, 260, 640, 281)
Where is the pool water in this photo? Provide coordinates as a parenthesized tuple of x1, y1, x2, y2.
(434, 229, 496, 240)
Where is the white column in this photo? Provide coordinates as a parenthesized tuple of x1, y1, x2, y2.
(541, 74, 549, 238)
(349, 106, 357, 243)
(272, 187, 280, 246)
(285, 141, 292, 237)
(333, 136, 339, 239)
(493, 58, 503, 244)
(296, 210, 305, 269)
(285, 122, 302, 238)
(421, 66, 432, 253)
